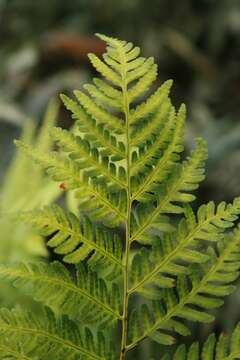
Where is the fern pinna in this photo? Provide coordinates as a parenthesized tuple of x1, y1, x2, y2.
(1, 34, 239, 359)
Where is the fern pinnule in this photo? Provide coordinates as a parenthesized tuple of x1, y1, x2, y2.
(128, 230, 240, 348)
(163, 323, 240, 359)
(19, 205, 123, 267)
(129, 79, 173, 126)
(130, 103, 184, 200)
(88, 52, 122, 87)
(51, 126, 127, 191)
(129, 198, 240, 296)
(128, 62, 158, 103)
(0, 261, 122, 324)
(130, 97, 173, 148)
(74, 89, 125, 134)
(130, 104, 176, 176)
(93, 77, 122, 98)
(0, 306, 112, 360)
(131, 138, 208, 244)
(60, 93, 125, 160)
(84, 83, 122, 111)
(15, 140, 126, 226)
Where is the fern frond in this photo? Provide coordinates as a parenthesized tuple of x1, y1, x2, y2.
(13, 33, 240, 359)
(130, 104, 184, 200)
(0, 306, 112, 360)
(127, 57, 155, 84)
(20, 205, 123, 267)
(129, 79, 173, 126)
(88, 52, 122, 87)
(128, 62, 158, 103)
(130, 90, 173, 148)
(95, 33, 157, 104)
(93, 78, 122, 99)
(84, 83, 122, 111)
(130, 104, 176, 177)
(130, 198, 240, 294)
(60, 94, 125, 160)
(14, 140, 126, 226)
(51, 126, 127, 191)
(131, 138, 208, 243)
(74, 89, 125, 135)
(164, 323, 240, 359)
(127, 230, 240, 348)
(0, 261, 122, 324)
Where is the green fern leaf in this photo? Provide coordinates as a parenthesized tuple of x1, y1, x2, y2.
(127, 229, 240, 348)
(15, 140, 126, 226)
(163, 323, 240, 359)
(129, 198, 240, 295)
(20, 205, 123, 267)
(129, 79, 173, 126)
(60, 94, 125, 160)
(130, 96, 173, 149)
(128, 61, 158, 103)
(74, 89, 125, 135)
(0, 306, 112, 360)
(0, 261, 122, 324)
(51, 126, 127, 191)
(84, 83, 122, 111)
(93, 77, 122, 99)
(131, 138, 208, 243)
(88, 52, 122, 87)
(130, 103, 185, 199)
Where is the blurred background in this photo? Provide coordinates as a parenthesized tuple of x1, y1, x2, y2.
(0, 0, 240, 358)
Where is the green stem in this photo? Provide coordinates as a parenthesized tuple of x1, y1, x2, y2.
(120, 49, 131, 360)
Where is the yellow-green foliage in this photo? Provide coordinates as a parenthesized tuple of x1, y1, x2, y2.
(0, 34, 239, 359)
(163, 323, 240, 359)
(0, 99, 60, 263)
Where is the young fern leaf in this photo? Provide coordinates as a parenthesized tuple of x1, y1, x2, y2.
(0, 306, 113, 360)
(163, 323, 240, 360)
(12, 33, 240, 359)
(127, 229, 240, 349)
(0, 261, 122, 325)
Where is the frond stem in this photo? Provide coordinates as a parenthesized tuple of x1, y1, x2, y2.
(120, 47, 131, 360)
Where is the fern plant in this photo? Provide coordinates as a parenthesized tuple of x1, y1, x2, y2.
(1, 34, 240, 359)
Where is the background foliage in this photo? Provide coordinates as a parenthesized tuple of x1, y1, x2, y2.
(0, 1, 240, 358)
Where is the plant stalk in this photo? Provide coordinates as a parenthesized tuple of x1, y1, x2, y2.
(120, 51, 131, 360)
